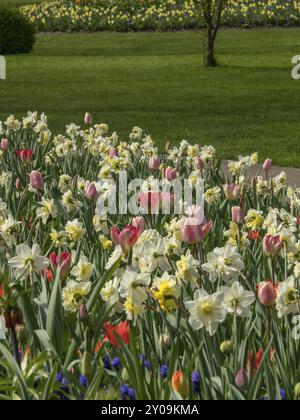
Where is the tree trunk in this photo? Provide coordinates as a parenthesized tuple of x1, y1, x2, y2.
(201, 0, 224, 67)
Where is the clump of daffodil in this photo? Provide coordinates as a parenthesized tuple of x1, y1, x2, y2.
(151, 272, 180, 312)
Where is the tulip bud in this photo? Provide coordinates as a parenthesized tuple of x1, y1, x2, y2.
(1, 138, 9, 151)
(263, 234, 283, 258)
(224, 184, 240, 201)
(81, 351, 92, 379)
(4, 310, 12, 329)
(263, 159, 272, 172)
(160, 334, 172, 350)
(294, 383, 300, 398)
(10, 308, 23, 327)
(122, 368, 130, 383)
(15, 324, 29, 345)
(79, 304, 89, 322)
(85, 182, 98, 201)
(195, 157, 205, 170)
(148, 157, 161, 171)
(29, 170, 44, 190)
(235, 369, 248, 389)
(84, 112, 93, 125)
(220, 340, 234, 355)
(231, 206, 244, 225)
(258, 281, 277, 306)
(132, 217, 145, 236)
(171, 371, 190, 399)
(109, 148, 118, 159)
(15, 178, 22, 190)
(164, 167, 177, 182)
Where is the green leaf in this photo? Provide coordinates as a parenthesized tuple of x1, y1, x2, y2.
(0, 343, 30, 400)
(46, 274, 63, 357)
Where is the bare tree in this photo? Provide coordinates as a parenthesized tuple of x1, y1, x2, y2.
(199, 0, 225, 67)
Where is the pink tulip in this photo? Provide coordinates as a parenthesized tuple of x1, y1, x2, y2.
(224, 184, 241, 201)
(84, 112, 93, 125)
(231, 206, 244, 225)
(110, 225, 139, 253)
(138, 192, 174, 214)
(50, 252, 72, 281)
(263, 234, 283, 258)
(15, 178, 21, 190)
(148, 157, 160, 171)
(195, 157, 205, 170)
(1, 138, 9, 151)
(132, 217, 145, 236)
(164, 167, 177, 182)
(180, 211, 212, 244)
(258, 281, 277, 306)
(109, 148, 118, 159)
(263, 159, 272, 172)
(85, 182, 98, 201)
(235, 369, 248, 389)
(29, 171, 44, 190)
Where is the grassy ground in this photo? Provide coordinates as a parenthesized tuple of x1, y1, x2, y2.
(1, 29, 300, 167)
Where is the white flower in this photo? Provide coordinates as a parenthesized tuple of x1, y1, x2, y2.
(176, 250, 200, 289)
(65, 219, 86, 242)
(219, 281, 255, 317)
(71, 256, 94, 281)
(276, 277, 300, 318)
(105, 245, 123, 270)
(0, 316, 7, 340)
(119, 269, 151, 305)
(101, 277, 119, 302)
(62, 281, 91, 312)
(36, 197, 58, 224)
(185, 289, 226, 336)
(8, 244, 49, 279)
(202, 245, 244, 283)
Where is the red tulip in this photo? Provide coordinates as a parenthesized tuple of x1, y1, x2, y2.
(50, 251, 72, 281)
(103, 321, 130, 349)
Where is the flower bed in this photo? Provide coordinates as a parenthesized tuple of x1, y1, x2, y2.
(20, 0, 300, 32)
(0, 112, 300, 400)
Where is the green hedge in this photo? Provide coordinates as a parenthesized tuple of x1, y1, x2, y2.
(0, 6, 36, 54)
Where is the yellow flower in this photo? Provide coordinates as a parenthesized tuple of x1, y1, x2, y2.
(245, 209, 264, 231)
(65, 219, 86, 242)
(152, 272, 180, 312)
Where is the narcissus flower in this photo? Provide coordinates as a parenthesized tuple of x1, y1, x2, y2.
(71, 256, 94, 282)
(185, 289, 226, 336)
(61, 281, 91, 312)
(152, 272, 180, 312)
(220, 281, 255, 317)
(8, 243, 49, 279)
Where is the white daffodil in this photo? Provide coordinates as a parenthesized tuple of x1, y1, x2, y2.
(176, 250, 200, 289)
(119, 269, 151, 305)
(8, 244, 49, 279)
(62, 281, 91, 313)
(36, 197, 58, 224)
(185, 289, 226, 336)
(219, 281, 256, 317)
(276, 277, 300, 318)
(71, 256, 94, 282)
(65, 219, 86, 242)
(202, 245, 244, 284)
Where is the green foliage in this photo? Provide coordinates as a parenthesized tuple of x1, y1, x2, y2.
(0, 6, 35, 55)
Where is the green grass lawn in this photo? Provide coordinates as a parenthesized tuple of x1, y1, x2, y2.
(1, 29, 300, 167)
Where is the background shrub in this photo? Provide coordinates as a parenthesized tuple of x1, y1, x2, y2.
(0, 6, 35, 55)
